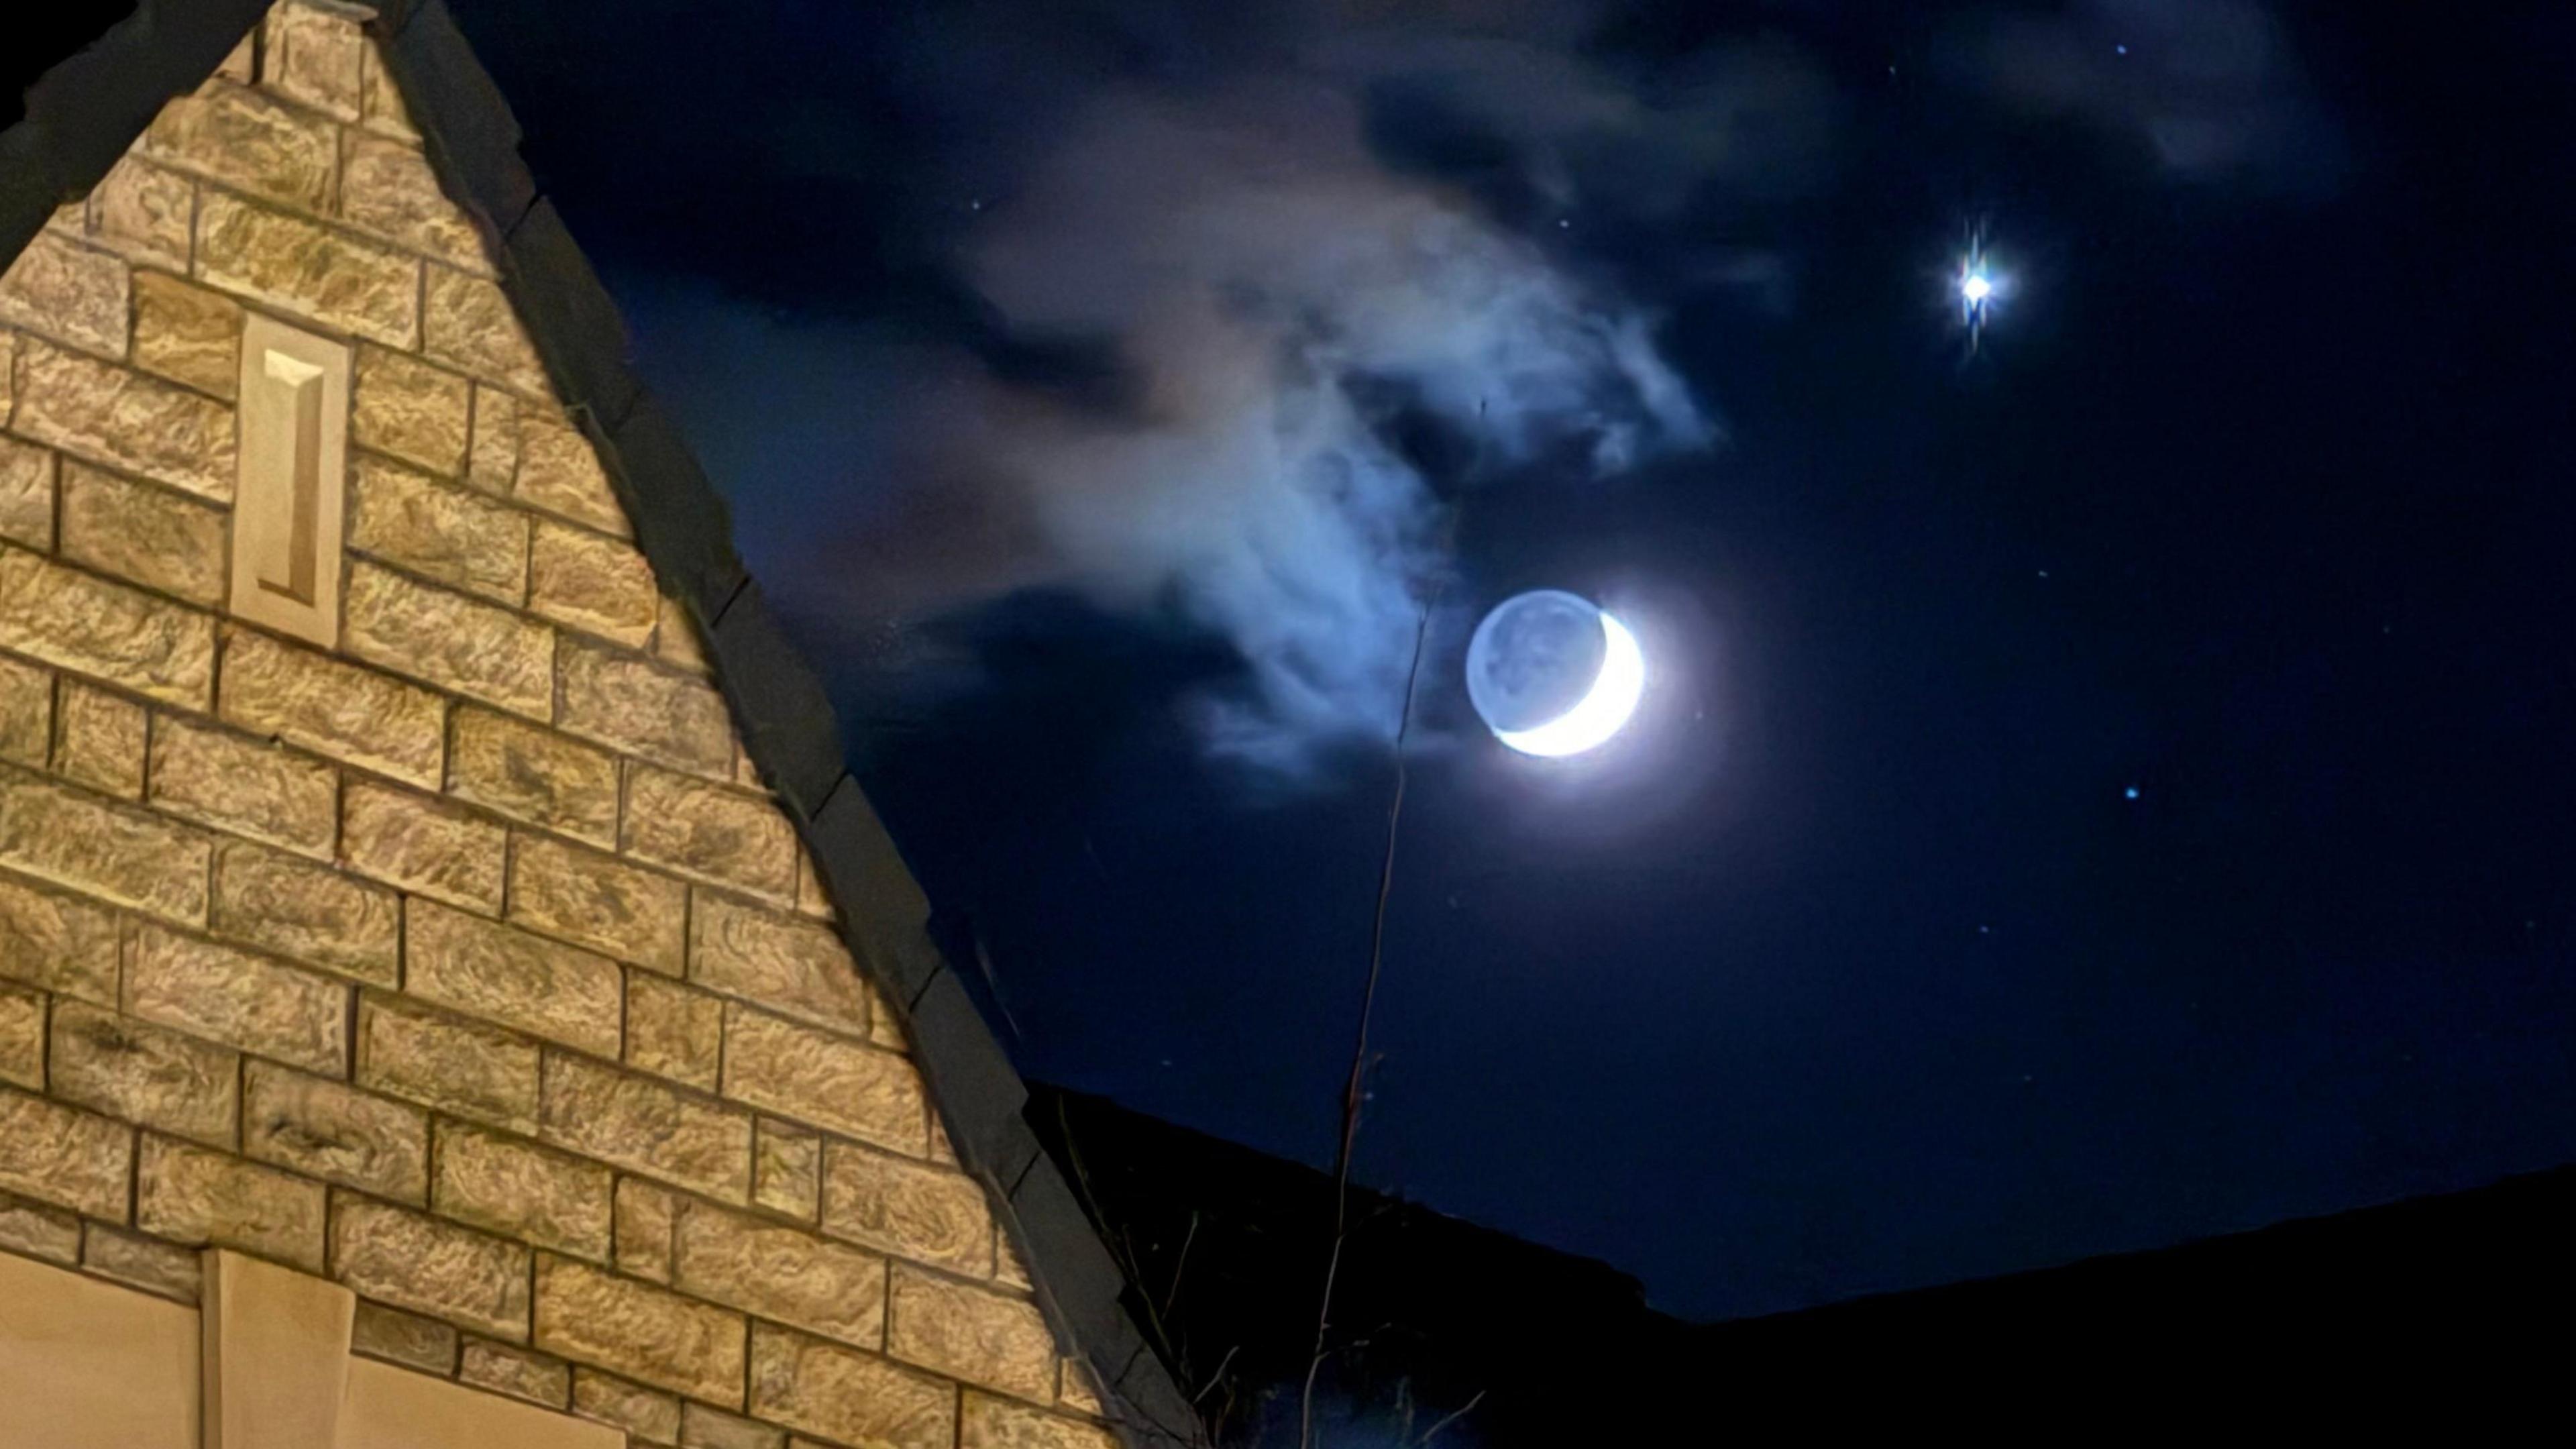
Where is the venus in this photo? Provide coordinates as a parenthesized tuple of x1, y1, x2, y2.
(1464, 590, 1647, 757)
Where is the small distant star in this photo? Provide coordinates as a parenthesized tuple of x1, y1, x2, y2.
(2116, 44, 2129, 55)
(2037, 569, 2050, 579)
(1556, 217, 1572, 229)
(2125, 786, 2141, 800)
(1978, 924, 1993, 935)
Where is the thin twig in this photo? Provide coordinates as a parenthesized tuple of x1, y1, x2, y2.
(1416, 1391, 1487, 1446)
(1298, 573, 1442, 1449)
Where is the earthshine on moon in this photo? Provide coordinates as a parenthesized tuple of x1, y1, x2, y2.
(1465, 590, 1647, 757)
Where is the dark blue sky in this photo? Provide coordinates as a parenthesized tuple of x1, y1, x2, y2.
(459, 0, 2576, 1319)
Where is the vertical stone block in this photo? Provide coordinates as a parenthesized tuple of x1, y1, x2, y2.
(747, 1322, 956, 1449)
(359, 41, 420, 142)
(467, 384, 518, 492)
(136, 1134, 327, 1272)
(340, 778, 506, 912)
(0, 979, 42, 1089)
(614, 1177, 676, 1285)
(125, 922, 349, 1075)
(52, 679, 147, 799)
(265, 0, 364, 119)
(407, 899, 624, 1057)
(333, 1193, 533, 1341)
(48, 998, 238, 1146)
(58, 462, 227, 604)
(148, 715, 339, 857)
(533, 1255, 749, 1405)
(754, 1119, 820, 1222)
(0, 1084, 131, 1219)
(0, 437, 52, 549)
(244, 1058, 428, 1202)
(433, 1118, 614, 1261)
(0, 656, 46, 767)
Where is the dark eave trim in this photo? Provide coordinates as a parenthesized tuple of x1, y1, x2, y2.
(0, 3, 1197, 1440)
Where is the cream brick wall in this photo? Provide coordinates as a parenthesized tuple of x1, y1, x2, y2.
(0, 5, 1113, 1446)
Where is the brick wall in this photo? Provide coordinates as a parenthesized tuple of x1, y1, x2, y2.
(0, 5, 1114, 1446)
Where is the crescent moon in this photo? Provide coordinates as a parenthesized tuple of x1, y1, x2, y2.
(1496, 611, 1646, 757)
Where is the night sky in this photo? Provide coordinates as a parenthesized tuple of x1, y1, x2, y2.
(455, 0, 2576, 1320)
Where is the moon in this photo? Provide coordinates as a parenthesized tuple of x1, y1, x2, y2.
(1464, 590, 1647, 757)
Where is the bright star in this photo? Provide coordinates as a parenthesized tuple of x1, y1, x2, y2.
(1961, 272, 1994, 305)
(2125, 786, 2141, 800)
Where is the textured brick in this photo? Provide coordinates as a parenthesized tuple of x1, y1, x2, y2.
(723, 1005, 928, 1156)
(0, 437, 52, 549)
(353, 1300, 460, 1374)
(425, 267, 547, 396)
(994, 1231, 1032, 1293)
(0, 980, 41, 1089)
(407, 899, 623, 1057)
(59, 463, 227, 604)
(353, 453, 527, 603)
(52, 680, 146, 799)
(753, 1120, 820, 1222)
(343, 129, 487, 272)
(346, 562, 553, 714)
(0, 543, 215, 718)
(682, 1403, 784, 1449)
(48, 998, 237, 1146)
(148, 715, 339, 857)
(674, 1197, 887, 1350)
(0, 656, 46, 767)
(244, 1059, 427, 1201)
(0, 767, 212, 921)
(264, 0, 364, 119)
(795, 845, 836, 922)
(0, 1084, 131, 1218)
(541, 1053, 751, 1204)
(614, 1177, 676, 1285)
(625, 770, 796, 902)
(90, 158, 193, 272)
(574, 1369, 681, 1444)
(354, 345, 472, 476)
(822, 1143, 994, 1277)
(146, 83, 337, 211)
(625, 972, 722, 1090)
(85, 1222, 201, 1303)
(213, 841, 401, 987)
(334, 1194, 533, 1341)
(197, 191, 421, 349)
(220, 627, 447, 790)
(961, 1394, 1119, 1449)
(129, 271, 241, 399)
(529, 522, 657, 647)
(125, 922, 347, 1075)
(137, 1134, 327, 1271)
(514, 409, 629, 535)
(462, 1338, 573, 1409)
(656, 594, 712, 674)
(341, 778, 506, 912)
(435, 1118, 613, 1261)
(0, 230, 129, 359)
(533, 1255, 748, 1405)
(749, 1323, 955, 1449)
(888, 1264, 1057, 1401)
(559, 638, 736, 778)
(509, 835, 686, 973)
(353, 1299, 458, 1361)
(0, 873, 119, 1006)
(359, 41, 419, 142)
(0, 1187, 83, 1264)
(447, 707, 619, 846)
(1057, 1360, 1104, 1416)
(8, 337, 233, 500)
(358, 993, 540, 1134)
(691, 894, 871, 1034)
(467, 384, 518, 492)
